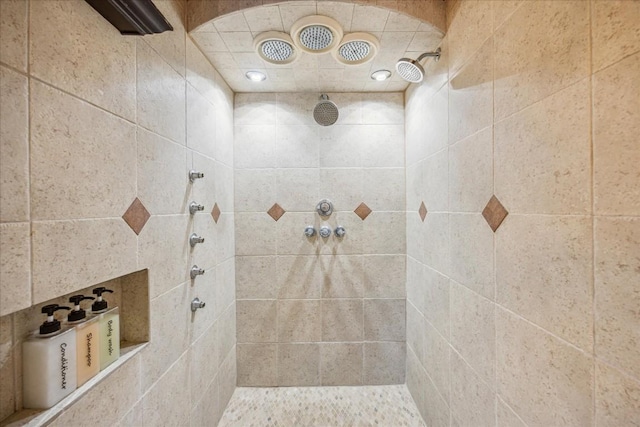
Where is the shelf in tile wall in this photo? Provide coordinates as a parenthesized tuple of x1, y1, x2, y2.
(0, 342, 148, 427)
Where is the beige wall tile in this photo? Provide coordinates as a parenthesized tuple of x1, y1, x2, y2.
(322, 299, 363, 342)
(494, 0, 590, 120)
(217, 345, 236, 416)
(234, 125, 276, 169)
(30, 0, 136, 120)
(0, 0, 27, 71)
(593, 53, 640, 216)
(447, 0, 492, 74)
(497, 214, 593, 351)
(186, 84, 216, 158)
(277, 299, 321, 342)
(237, 300, 277, 343)
(276, 168, 319, 212)
(362, 168, 405, 212)
(422, 149, 449, 213)
(361, 93, 404, 125)
(362, 212, 406, 254)
(189, 266, 217, 341)
(424, 266, 450, 338)
(364, 299, 405, 341)
(0, 316, 15, 420)
(360, 125, 405, 167)
(450, 351, 495, 427)
(190, 322, 219, 402)
(31, 219, 136, 304)
(234, 93, 276, 125)
(234, 169, 276, 213)
(278, 343, 320, 386)
(423, 213, 449, 274)
(497, 308, 593, 426)
(319, 168, 364, 212)
(320, 343, 363, 386)
(215, 257, 236, 315)
(275, 212, 321, 256)
(214, 163, 234, 213)
(115, 401, 143, 427)
(495, 79, 591, 215)
(30, 81, 136, 220)
(364, 342, 406, 385)
(406, 347, 427, 422)
(142, 0, 186, 76)
(276, 255, 322, 299)
(496, 396, 527, 427)
(595, 361, 640, 426)
(236, 256, 277, 299)
(591, 0, 640, 72)
(235, 213, 277, 256)
(449, 127, 493, 212)
(320, 255, 364, 298)
(190, 153, 217, 216)
(190, 376, 220, 427)
(186, 38, 219, 105)
(363, 255, 405, 298)
(319, 125, 363, 168)
(214, 212, 236, 263)
(0, 66, 28, 223)
(237, 343, 277, 386)
(137, 40, 186, 144)
(491, 0, 523, 32)
(595, 217, 640, 378)
(423, 320, 450, 404)
(0, 223, 30, 316)
(142, 352, 190, 426)
(406, 302, 425, 367)
(450, 281, 495, 386)
(275, 125, 319, 168)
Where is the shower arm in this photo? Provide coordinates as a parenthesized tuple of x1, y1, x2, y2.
(416, 48, 441, 63)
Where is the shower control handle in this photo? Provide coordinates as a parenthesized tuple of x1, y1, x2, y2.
(189, 201, 205, 215)
(335, 226, 346, 237)
(189, 170, 204, 182)
(189, 233, 205, 247)
(319, 226, 332, 238)
(190, 265, 205, 279)
(304, 226, 316, 237)
(191, 297, 206, 312)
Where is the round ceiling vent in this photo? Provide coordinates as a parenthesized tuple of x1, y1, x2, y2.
(333, 32, 379, 65)
(291, 15, 343, 55)
(254, 31, 299, 65)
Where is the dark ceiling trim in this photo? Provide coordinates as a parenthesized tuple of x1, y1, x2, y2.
(85, 0, 173, 35)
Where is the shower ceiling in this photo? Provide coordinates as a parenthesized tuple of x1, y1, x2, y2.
(190, 2, 443, 93)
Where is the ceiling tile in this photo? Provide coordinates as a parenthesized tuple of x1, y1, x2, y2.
(351, 5, 390, 32)
(214, 12, 250, 32)
(191, 31, 228, 52)
(407, 31, 443, 52)
(219, 32, 255, 52)
(205, 51, 238, 69)
(279, 3, 318, 32)
(384, 12, 421, 32)
(244, 6, 284, 33)
(317, 2, 354, 32)
(232, 52, 266, 68)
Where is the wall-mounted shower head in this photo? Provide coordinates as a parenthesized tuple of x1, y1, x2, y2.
(396, 47, 441, 83)
(313, 94, 339, 126)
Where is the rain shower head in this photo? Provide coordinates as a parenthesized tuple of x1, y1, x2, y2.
(313, 94, 339, 126)
(395, 48, 441, 83)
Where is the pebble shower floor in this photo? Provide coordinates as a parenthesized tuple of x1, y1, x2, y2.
(219, 385, 425, 426)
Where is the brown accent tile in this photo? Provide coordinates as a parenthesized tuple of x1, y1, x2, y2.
(482, 195, 508, 232)
(354, 202, 372, 221)
(211, 203, 221, 223)
(122, 197, 150, 235)
(419, 202, 428, 222)
(267, 203, 285, 222)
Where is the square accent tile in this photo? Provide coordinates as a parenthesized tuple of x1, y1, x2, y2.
(267, 203, 285, 221)
(354, 202, 372, 221)
(482, 195, 508, 232)
(419, 202, 428, 222)
(122, 197, 150, 235)
(212, 203, 221, 223)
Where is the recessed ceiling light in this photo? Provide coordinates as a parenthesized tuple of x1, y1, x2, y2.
(245, 71, 266, 82)
(371, 70, 392, 81)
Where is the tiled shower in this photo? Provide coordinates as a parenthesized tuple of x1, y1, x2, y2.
(0, 0, 638, 426)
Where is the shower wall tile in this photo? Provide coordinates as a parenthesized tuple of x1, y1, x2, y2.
(235, 213, 277, 255)
(0, 0, 27, 71)
(190, 376, 220, 427)
(142, 0, 186, 77)
(233, 125, 276, 169)
(406, 302, 425, 366)
(363, 342, 406, 385)
(191, 152, 218, 213)
(422, 149, 448, 213)
(450, 351, 495, 427)
(277, 299, 321, 342)
(595, 361, 640, 427)
(423, 212, 449, 274)
(237, 300, 277, 343)
(186, 84, 217, 158)
(278, 343, 321, 386)
(363, 255, 405, 298)
(320, 255, 364, 299)
(361, 93, 404, 125)
(364, 299, 405, 341)
(234, 93, 276, 125)
(276, 255, 323, 299)
(237, 343, 277, 386)
(235, 169, 276, 212)
(319, 168, 364, 212)
(320, 343, 363, 386)
(362, 211, 406, 254)
(215, 212, 236, 263)
(189, 268, 218, 341)
(29, 0, 136, 121)
(423, 320, 450, 404)
(275, 125, 319, 168)
(0, 66, 28, 223)
(276, 168, 320, 212)
(236, 256, 277, 299)
(322, 299, 363, 342)
(423, 266, 449, 337)
(496, 397, 527, 427)
(446, 0, 492, 74)
(142, 352, 191, 427)
(0, 223, 30, 316)
(319, 125, 363, 168)
(186, 38, 219, 105)
(362, 168, 405, 212)
(591, 0, 640, 72)
(360, 125, 405, 167)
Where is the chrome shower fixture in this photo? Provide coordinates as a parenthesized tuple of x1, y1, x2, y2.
(290, 15, 343, 54)
(396, 47, 441, 83)
(313, 95, 339, 126)
(254, 31, 299, 65)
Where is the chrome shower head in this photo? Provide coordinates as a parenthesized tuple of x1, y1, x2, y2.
(395, 47, 441, 83)
(313, 94, 339, 126)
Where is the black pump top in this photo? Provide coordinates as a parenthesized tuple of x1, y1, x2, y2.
(67, 295, 95, 322)
(91, 287, 114, 312)
(40, 304, 71, 335)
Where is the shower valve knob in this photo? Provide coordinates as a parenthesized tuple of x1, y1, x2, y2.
(189, 170, 204, 182)
(189, 233, 205, 247)
(304, 226, 316, 237)
(191, 297, 206, 312)
(189, 201, 205, 214)
(190, 265, 205, 279)
(319, 226, 332, 238)
(335, 226, 346, 237)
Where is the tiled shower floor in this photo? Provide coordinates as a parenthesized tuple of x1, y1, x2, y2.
(219, 385, 425, 427)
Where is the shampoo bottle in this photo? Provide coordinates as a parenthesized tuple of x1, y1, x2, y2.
(67, 295, 100, 386)
(22, 304, 77, 409)
(91, 287, 120, 370)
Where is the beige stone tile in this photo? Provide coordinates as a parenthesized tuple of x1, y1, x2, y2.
(361, 93, 404, 125)
(497, 214, 593, 351)
(406, 213, 426, 264)
(30, 80, 136, 220)
(362, 168, 405, 212)
(189, 265, 218, 342)
(424, 266, 450, 338)
(450, 281, 495, 386)
(320, 343, 363, 386)
(190, 152, 217, 216)
(448, 38, 493, 144)
(235, 169, 276, 213)
(277, 299, 321, 342)
(595, 217, 640, 378)
(237, 343, 277, 386)
(215, 257, 235, 315)
(276, 255, 322, 299)
(592, 0, 640, 72)
(0, 223, 30, 316)
(406, 302, 425, 367)
(423, 320, 451, 404)
(235, 213, 277, 256)
(363, 342, 406, 385)
(0, 66, 28, 223)
(494, 0, 590, 120)
(275, 125, 319, 168)
(237, 300, 277, 343)
(213, 12, 250, 33)
(244, 6, 283, 32)
(190, 375, 220, 427)
(422, 149, 448, 213)
(0, 315, 15, 420)
(275, 212, 321, 256)
(217, 345, 236, 415)
(449, 127, 493, 213)
(497, 396, 527, 427)
(50, 355, 141, 426)
(276, 93, 315, 126)
(593, 53, 640, 216)
(138, 214, 190, 298)
(319, 125, 363, 168)
(186, 38, 219, 104)
(234, 93, 276, 125)
(495, 79, 591, 215)
(30, 0, 136, 120)
(0, 0, 27, 71)
(497, 308, 593, 426)
(214, 163, 234, 213)
(142, 352, 190, 426)
(280, 3, 318, 32)
(406, 257, 425, 313)
(595, 361, 640, 426)
(137, 127, 188, 216)
(190, 322, 219, 401)
(351, 5, 390, 32)
(278, 343, 320, 386)
(142, 282, 191, 391)
(450, 351, 495, 427)
(363, 255, 405, 298)
(215, 212, 236, 263)
(322, 299, 363, 342)
(362, 212, 406, 254)
(31, 219, 136, 304)
(447, 0, 492, 74)
(236, 256, 277, 299)
(142, 0, 186, 76)
(320, 255, 364, 298)
(234, 125, 276, 169)
(491, 0, 523, 31)
(449, 213, 494, 300)
(319, 168, 364, 212)
(276, 168, 319, 212)
(187, 84, 216, 158)
(423, 213, 449, 275)
(214, 91, 234, 170)
(217, 304, 236, 368)
(364, 299, 405, 341)
(406, 346, 427, 422)
(137, 40, 186, 144)
(360, 125, 405, 168)
(114, 400, 143, 427)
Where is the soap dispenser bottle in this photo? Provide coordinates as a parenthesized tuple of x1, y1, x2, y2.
(67, 295, 100, 386)
(22, 304, 77, 409)
(91, 287, 120, 370)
